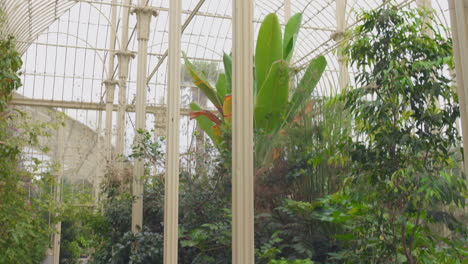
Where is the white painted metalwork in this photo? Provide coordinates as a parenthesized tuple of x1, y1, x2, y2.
(232, 0, 255, 262)
(132, 3, 158, 232)
(11, 95, 195, 115)
(52, 126, 65, 264)
(104, 80, 117, 160)
(0, 0, 75, 53)
(163, 0, 182, 262)
(417, 0, 432, 8)
(0, 1, 461, 263)
(116, 0, 134, 158)
(449, 0, 468, 178)
(104, 0, 118, 163)
(336, 0, 349, 92)
(284, 0, 291, 21)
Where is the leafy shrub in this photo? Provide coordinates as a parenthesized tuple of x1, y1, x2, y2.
(60, 181, 109, 263)
(90, 140, 232, 263)
(0, 35, 58, 264)
(313, 5, 467, 264)
(85, 7, 466, 264)
(112, 227, 164, 264)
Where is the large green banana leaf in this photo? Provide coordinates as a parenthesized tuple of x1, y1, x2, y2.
(286, 55, 327, 122)
(254, 60, 290, 134)
(183, 53, 223, 114)
(190, 102, 217, 144)
(255, 13, 283, 96)
(283, 13, 303, 62)
(216, 73, 227, 103)
(184, 13, 328, 156)
(223, 53, 232, 94)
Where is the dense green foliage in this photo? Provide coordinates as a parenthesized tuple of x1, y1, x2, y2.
(59, 181, 108, 263)
(314, 6, 467, 263)
(88, 137, 232, 263)
(0, 36, 58, 263)
(4, 5, 466, 264)
(87, 133, 319, 263)
(83, 6, 467, 264)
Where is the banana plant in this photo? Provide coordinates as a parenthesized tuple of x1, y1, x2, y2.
(184, 13, 327, 162)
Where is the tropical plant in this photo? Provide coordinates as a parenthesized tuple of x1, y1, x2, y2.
(59, 180, 109, 264)
(285, 97, 350, 201)
(111, 227, 164, 264)
(0, 35, 59, 264)
(183, 13, 327, 167)
(90, 133, 232, 263)
(313, 5, 467, 263)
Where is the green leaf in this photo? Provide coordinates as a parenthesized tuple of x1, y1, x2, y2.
(283, 13, 303, 62)
(254, 60, 289, 134)
(255, 13, 283, 95)
(183, 53, 223, 113)
(223, 53, 232, 94)
(286, 55, 327, 122)
(334, 233, 355, 241)
(189, 103, 216, 143)
(216, 73, 227, 102)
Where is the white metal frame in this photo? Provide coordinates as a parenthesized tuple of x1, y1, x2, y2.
(132, 2, 158, 232)
(163, 0, 182, 262)
(232, 0, 255, 262)
(449, 0, 468, 179)
(3, 1, 467, 263)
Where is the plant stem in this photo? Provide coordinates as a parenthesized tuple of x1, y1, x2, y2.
(401, 222, 414, 264)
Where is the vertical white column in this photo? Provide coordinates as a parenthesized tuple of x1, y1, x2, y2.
(115, 51, 133, 157)
(232, 0, 255, 263)
(449, 0, 468, 178)
(163, 0, 181, 262)
(417, 0, 433, 36)
(104, 0, 118, 163)
(284, 0, 291, 21)
(132, 4, 157, 233)
(104, 80, 117, 161)
(101, 80, 117, 204)
(155, 110, 166, 138)
(116, 0, 134, 158)
(52, 126, 65, 264)
(416, 0, 432, 9)
(336, 0, 348, 92)
(94, 105, 105, 206)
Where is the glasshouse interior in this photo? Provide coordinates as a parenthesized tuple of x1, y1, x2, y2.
(1, 0, 467, 263)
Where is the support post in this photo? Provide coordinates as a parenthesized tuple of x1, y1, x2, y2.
(449, 0, 468, 179)
(52, 126, 65, 264)
(115, 51, 133, 157)
(155, 112, 166, 138)
(163, 0, 181, 261)
(104, 80, 117, 161)
(104, 0, 118, 163)
(417, 0, 433, 36)
(416, 0, 432, 9)
(284, 0, 291, 21)
(131, 3, 157, 233)
(94, 100, 105, 207)
(116, 0, 134, 159)
(335, 0, 348, 92)
(232, 0, 255, 262)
